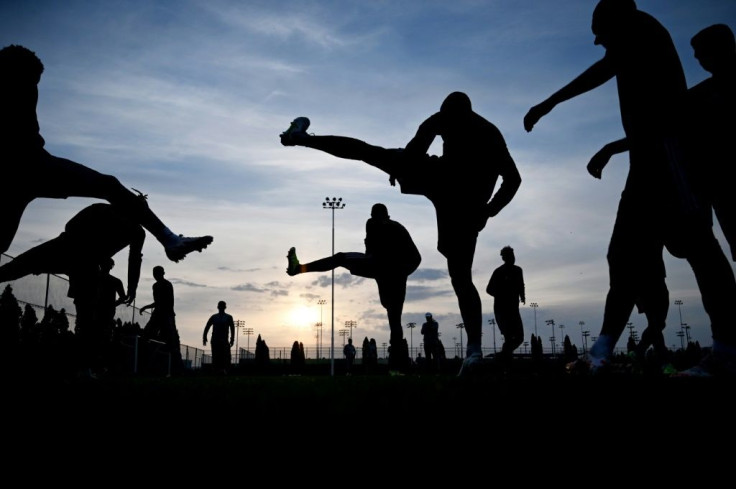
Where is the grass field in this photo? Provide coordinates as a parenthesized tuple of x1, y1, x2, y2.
(5, 358, 733, 473)
(8, 356, 731, 427)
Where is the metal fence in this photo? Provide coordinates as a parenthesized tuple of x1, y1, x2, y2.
(4, 252, 627, 371)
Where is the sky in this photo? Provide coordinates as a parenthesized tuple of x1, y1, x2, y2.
(1, 0, 735, 359)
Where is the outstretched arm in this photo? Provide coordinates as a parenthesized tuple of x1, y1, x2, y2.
(524, 58, 615, 132)
(587, 138, 629, 179)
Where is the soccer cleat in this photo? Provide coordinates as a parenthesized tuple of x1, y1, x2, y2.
(280, 117, 311, 146)
(165, 235, 214, 262)
(674, 350, 736, 378)
(566, 352, 609, 376)
(286, 247, 300, 276)
(673, 364, 712, 378)
(457, 352, 483, 377)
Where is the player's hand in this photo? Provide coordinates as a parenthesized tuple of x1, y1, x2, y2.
(523, 101, 553, 132)
(587, 147, 613, 179)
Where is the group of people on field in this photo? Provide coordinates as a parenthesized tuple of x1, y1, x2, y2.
(2, 0, 734, 378)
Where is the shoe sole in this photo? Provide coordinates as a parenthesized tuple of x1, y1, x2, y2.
(166, 236, 214, 262)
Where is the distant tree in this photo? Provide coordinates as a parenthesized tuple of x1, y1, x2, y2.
(0, 285, 22, 346)
(531, 334, 543, 363)
(563, 335, 577, 362)
(626, 335, 637, 354)
(20, 303, 38, 335)
(436, 339, 446, 361)
(19, 303, 40, 369)
(0, 285, 22, 369)
(255, 334, 270, 368)
(290, 340, 304, 374)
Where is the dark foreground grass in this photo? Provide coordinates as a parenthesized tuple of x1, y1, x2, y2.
(5, 360, 734, 472)
(8, 358, 732, 427)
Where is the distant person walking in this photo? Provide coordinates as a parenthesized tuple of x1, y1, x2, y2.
(202, 300, 235, 375)
(486, 246, 526, 369)
(140, 265, 184, 375)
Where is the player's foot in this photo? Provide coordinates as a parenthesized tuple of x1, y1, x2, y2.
(287, 247, 300, 276)
(457, 352, 483, 377)
(165, 235, 214, 262)
(674, 349, 736, 378)
(280, 117, 310, 146)
(566, 352, 609, 376)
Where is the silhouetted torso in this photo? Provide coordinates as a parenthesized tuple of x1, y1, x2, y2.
(364, 216, 421, 276)
(405, 110, 518, 209)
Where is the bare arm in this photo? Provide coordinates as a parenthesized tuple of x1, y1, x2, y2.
(404, 113, 440, 156)
(524, 58, 615, 132)
(486, 151, 522, 219)
(587, 138, 629, 179)
(203, 317, 213, 346)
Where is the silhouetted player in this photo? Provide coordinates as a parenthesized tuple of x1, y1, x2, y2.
(585, 23, 736, 372)
(0, 202, 144, 302)
(140, 265, 184, 375)
(0, 202, 146, 377)
(687, 24, 736, 262)
(486, 246, 525, 369)
(202, 300, 235, 375)
(524, 0, 736, 376)
(286, 203, 421, 371)
(0, 44, 212, 263)
(281, 91, 522, 375)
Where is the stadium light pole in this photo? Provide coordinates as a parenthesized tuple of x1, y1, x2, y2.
(559, 323, 565, 352)
(406, 322, 416, 358)
(456, 323, 465, 359)
(314, 323, 321, 359)
(339, 328, 349, 346)
(345, 320, 356, 342)
(317, 298, 326, 358)
(545, 319, 556, 356)
(234, 319, 245, 361)
(244, 327, 254, 361)
(579, 321, 585, 353)
(488, 318, 497, 353)
(530, 302, 538, 337)
(323, 197, 345, 376)
(675, 299, 690, 345)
